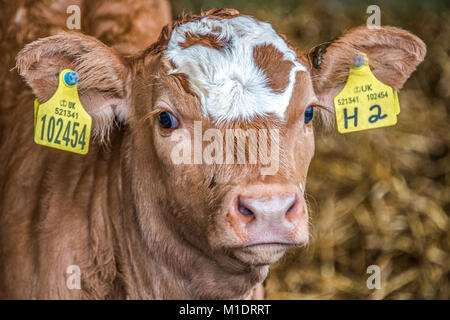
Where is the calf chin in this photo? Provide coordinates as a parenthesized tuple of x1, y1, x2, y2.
(231, 244, 292, 266)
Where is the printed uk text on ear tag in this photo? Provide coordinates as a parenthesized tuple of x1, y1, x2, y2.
(34, 69, 92, 155)
(334, 52, 401, 134)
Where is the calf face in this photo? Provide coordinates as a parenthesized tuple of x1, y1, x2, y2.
(17, 9, 425, 270)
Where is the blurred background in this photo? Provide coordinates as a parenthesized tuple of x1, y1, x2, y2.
(170, 0, 450, 299)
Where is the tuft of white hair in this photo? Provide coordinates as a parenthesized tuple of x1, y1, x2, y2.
(166, 16, 306, 122)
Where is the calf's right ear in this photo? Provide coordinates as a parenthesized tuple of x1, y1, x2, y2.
(309, 26, 426, 129)
(16, 32, 132, 142)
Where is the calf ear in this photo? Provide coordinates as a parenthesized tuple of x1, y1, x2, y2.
(310, 26, 426, 127)
(16, 32, 131, 142)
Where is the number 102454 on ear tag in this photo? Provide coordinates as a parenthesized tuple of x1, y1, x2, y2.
(34, 69, 92, 155)
(334, 52, 401, 134)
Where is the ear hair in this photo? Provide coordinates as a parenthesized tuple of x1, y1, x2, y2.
(308, 40, 334, 70)
(311, 26, 426, 92)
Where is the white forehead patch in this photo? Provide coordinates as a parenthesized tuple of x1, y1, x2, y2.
(166, 16, 306, 122)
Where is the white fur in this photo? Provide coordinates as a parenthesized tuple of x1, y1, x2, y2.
(166, 16, 306, 122)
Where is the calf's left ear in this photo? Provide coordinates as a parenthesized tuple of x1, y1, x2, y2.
(16, 32, 132, 142)
(310, 26, 426, 126)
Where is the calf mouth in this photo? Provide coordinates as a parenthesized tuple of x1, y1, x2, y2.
(231, 242, 294, 266)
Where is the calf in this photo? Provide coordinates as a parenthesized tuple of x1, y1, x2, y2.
(0, 8, 425, 299)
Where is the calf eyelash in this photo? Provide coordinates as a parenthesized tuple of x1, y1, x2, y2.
(141, 107, 164, 123)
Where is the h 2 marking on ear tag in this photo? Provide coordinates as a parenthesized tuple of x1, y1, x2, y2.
(334, 52, 401, 134)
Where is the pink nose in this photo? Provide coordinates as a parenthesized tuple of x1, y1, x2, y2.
(229, 184, 307, 245)
(238, 193, 297, 221)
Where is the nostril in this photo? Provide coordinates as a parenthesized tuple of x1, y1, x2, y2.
(232, 197, 255, 226)
(238, 203, 253, 217)
(285, 195, 298, 216)
(286, 203, 296, 215)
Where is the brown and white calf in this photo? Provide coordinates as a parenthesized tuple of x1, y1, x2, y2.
(0, 7, 425, 299)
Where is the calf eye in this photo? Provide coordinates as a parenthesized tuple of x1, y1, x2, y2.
(304, 106, 314, 124)
(158, 111, 179, 129)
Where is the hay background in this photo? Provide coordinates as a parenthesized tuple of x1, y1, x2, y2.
(172, 0, 450, 299)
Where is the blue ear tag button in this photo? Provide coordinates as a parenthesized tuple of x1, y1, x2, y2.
(63, 71, 80, 86)
(352, 53, 365, 68)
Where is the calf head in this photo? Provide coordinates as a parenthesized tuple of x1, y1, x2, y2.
(17, 9, 425, 272)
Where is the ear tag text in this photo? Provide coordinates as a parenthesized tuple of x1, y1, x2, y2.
(334, 52, 401, 134)
(34, 69, 92, 155)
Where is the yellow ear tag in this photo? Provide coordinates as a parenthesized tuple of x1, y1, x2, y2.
(334, 52, 401, 134)
(34, 69, 92, 155)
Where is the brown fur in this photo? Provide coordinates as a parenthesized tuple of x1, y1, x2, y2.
(0, 4, 425, 299)
(83, 0, 171, 55)
(253, 44, 294, 93)
(179, 32, 229, 50)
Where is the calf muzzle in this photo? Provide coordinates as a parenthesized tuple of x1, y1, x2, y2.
(228, 184, 308, 247)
